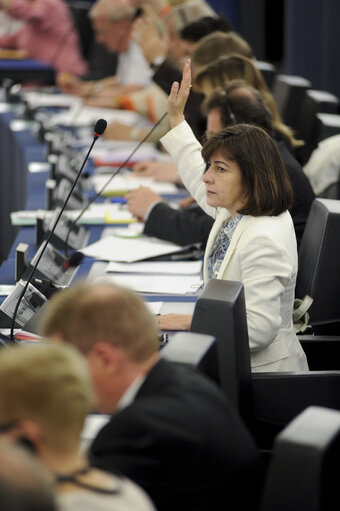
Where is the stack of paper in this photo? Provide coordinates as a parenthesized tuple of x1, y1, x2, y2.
(80, 235, 187, 263)
(98, 274, 202, 295)
(49, 105, 148, 128)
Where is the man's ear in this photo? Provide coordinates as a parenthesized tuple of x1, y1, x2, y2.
(8, 419, 44, 455)
(87, 342, 122, 374)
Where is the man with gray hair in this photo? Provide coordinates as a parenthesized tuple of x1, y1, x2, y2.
(58, 0, 152, 100)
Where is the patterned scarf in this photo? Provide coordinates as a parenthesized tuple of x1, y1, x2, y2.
(207, 214, 242, 279)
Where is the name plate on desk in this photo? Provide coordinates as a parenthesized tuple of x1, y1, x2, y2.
(0, 281, 47, 329)
(46, 208, 89, 251)
(23, 243, 79, 288)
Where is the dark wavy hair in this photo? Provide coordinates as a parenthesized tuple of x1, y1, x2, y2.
(201, 123, 293, 216)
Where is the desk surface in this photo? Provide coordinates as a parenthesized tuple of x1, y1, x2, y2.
(0, 103, 200, 322)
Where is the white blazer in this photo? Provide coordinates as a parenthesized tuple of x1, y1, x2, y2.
(161, 121, 308, 372)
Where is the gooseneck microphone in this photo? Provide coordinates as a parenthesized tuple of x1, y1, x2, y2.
(9, 118, 107, 341)
(64, 111, 167, 257)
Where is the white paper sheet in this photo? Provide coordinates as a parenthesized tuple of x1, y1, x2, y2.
(11, 204, 135, 226)
(106, 260, 202, 275)
(97, 274, 203, 294)
(80, 235, 186, 263)
(49, 105, 146, 127)
(145, 301, 163, 315)
(21, 91, 82, 108)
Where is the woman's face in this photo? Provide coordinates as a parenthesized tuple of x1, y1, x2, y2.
(202, 149, 246, 216)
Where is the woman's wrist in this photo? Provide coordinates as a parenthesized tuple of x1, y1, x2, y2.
(169, 114, 185, 129)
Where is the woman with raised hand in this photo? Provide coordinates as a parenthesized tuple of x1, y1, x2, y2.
(157, 60, 308, 373)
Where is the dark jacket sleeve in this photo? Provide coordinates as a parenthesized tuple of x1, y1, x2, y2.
(144, 202, 214, 247)
(152, 60, 206, 143)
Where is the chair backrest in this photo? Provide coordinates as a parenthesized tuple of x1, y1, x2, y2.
(315, 112, 340, 144)
(272, 74, 311, 129)
(296, 198, 340, 333)
(295, 89, 339, 165)
(260, 405, 340, 511)
(161, 331, 215, 368)
(189, 279, 253, 424)
(255, 61, 277, 90)
(252, 371, 340, 452)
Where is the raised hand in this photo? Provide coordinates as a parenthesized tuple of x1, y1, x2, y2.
(167, 59, 192, 128)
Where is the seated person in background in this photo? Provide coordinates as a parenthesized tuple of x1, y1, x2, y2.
(155, 61, 309, 372)
(303, 133, 340, 198)
(126, 79, 315, 247)
(104, 11, 234, 142)
(179, 13, 233, 60)
(193, 53, 303, 153)
(129, 1, 234, 143)
(0, 342, 156, 511)
(101, 0, 225, 142)
(0, 440, 56, 511)
(0, 0, 88, 76)
(39, 281, 265, 511)
(190, 30, 254, 78)
(58, 0, 153, 106)
(131, 26, 256, 167)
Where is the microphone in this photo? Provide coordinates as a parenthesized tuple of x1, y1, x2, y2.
(64, 111, 168, 258)
(9, 118, 107, 342)
(63, 251, 84, 270)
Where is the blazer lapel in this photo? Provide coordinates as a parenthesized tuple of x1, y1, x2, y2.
(215, 215, 256, 279)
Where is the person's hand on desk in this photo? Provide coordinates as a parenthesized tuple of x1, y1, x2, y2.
(157, 314, 192, 331)
(57, 72, 92, 96)
(133, 160, 181, 184)
(126, 186, 162, 221)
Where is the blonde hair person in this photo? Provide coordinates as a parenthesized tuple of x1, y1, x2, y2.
(0, 343, 155, 511)
(194, 53, 303, 149)
(190, 31, 254, 77)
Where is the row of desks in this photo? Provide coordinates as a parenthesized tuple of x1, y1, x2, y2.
(0, 98, 199, 332)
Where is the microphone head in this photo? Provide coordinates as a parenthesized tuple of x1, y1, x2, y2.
(133, 7, 143, 20)
(94, 119, 107, 139)
(63, 251, 84, 270)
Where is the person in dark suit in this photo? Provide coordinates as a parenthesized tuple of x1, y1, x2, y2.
(39, 281, 264, 511)
(126, 79, 315, 247)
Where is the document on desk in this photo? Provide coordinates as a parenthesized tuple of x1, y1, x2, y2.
(21, 91, 82, 109)
(80, 235, 188, 263)
(11, 204, 136, 226)
(97, 274, 203, 295)
(106, 260, 202, 275)
(49, 105, 147, 127)
(92, 142, 171, 166)
(91, 174, 178, 196)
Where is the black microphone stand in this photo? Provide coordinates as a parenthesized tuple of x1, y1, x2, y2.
(9, 119, 107, 341)
(64, 111, 167, 258)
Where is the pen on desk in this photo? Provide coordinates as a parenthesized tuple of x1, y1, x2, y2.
(110, 197, 127, 204)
